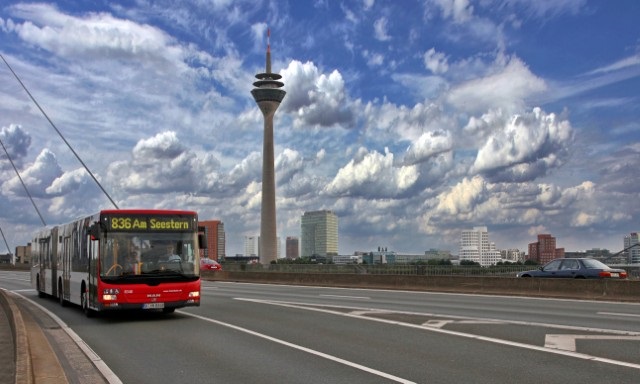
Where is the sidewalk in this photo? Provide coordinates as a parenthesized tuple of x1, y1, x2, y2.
(0, 289, 110, 384)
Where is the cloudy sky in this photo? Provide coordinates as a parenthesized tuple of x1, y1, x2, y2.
(1, 0, 639, 257)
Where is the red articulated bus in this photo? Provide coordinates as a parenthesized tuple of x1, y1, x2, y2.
(31, 209, 205, 316)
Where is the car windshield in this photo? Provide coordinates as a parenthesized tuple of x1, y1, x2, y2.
(580, 259, 610, 269)
(101, 232, 199, 278)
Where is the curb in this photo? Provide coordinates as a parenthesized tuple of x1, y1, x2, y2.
(0, 289, 69, 384)
(0, 289, 32, 384)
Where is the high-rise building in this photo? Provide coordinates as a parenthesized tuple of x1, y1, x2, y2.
(244, 236, 259, 257)
(458, 226, 501, 266)
(624, 232, 640, 264)
(198, 220, 225, 261)
(251, 29, 286, 264)
(300, 210, 338, 257)
(528, 234, 564, 264)
(286, 236, 299, 259)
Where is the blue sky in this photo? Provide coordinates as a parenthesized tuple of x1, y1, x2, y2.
(1, 0, 639, 257)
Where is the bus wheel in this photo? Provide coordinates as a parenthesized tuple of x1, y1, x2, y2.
(58, 280, 66, 307)
(81, 288, 94, 318)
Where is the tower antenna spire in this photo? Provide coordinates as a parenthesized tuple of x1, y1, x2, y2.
(266, 28, 272, 74)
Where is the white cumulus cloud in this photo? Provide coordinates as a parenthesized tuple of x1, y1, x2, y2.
(424, 48, 449, 74)
(447, 57, 547, 114)
(280, 60, 355, 128)
(324, 148, 419, 198)
(472, 107, 573, 182)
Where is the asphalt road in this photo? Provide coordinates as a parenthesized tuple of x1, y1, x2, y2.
(2, 270, 640, 383)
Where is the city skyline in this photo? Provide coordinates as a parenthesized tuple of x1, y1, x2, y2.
(1, 1, 639, 256)
(214, 220, 632, 260)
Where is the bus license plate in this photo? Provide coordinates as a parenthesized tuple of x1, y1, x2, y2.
(143, 303, 164, 309)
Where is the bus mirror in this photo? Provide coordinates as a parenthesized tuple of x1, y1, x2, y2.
(198, 234, 207, 249)
(88, 222, 101, 241)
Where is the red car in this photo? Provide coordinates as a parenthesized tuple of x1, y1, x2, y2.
(200, 257, 222, 271)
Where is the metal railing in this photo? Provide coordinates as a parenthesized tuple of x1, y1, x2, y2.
(220, 263, 640, 279)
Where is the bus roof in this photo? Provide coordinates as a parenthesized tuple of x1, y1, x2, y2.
(99, 209, 197, 216)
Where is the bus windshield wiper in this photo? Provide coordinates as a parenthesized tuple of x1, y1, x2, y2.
(144, 269, 189, 278)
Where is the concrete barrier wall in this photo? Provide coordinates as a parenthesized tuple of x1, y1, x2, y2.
(203, 271, 640, 302)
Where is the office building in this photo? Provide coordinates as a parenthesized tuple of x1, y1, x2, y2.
(244, 236, 259, 257)
(624, 232, 640, 264)
(15, 244, 31, 264)
(501, 249, 524, 263)
(459, 226, 501, 267)
(198, 220, 225, 261)
(528, 234, 564, 264)
(286, 236, 299, 259)
(301, 210, 338, 257)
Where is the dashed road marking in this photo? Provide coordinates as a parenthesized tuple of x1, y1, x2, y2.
(235, 298, 640, 370)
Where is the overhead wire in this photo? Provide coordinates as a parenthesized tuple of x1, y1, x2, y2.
(0, 53, 119, 209)
(0, 137, 47, 226)
(0, 223, 11, 256)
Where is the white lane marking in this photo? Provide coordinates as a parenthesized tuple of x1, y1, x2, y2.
(235, 299, 640, 336)
(319, 294, 370, 300)
(423, 320, 452, 328)
(11, 291, 123, 384)
(598, 312, 640, 319)
(177, 310, 416, 384)
(236, 298, 640, 370)
(422, 320, 503, 328)
(546, 335, 640, 351)
(349, 310, 389, 316)
(213, 281, 640, 306)
(0, 276, 31, 282)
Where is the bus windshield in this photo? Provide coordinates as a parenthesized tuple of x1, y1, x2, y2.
(101, 232, 199, 278)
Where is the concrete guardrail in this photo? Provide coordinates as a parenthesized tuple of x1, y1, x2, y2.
(203, 271, 640, 302)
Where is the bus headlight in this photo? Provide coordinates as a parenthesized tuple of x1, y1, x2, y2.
(188, 291, 200, 298)
(102, 294, 117, 301)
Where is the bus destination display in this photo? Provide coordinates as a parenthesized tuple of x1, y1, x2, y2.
(105, 215, 194, 232)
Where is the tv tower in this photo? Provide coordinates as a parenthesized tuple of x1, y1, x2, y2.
(251, 29, 285, 264)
